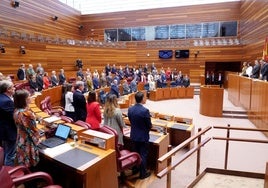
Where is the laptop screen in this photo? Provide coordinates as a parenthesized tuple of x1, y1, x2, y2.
(55, 124, 71, 139)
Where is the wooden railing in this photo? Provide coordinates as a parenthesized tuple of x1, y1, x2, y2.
(213, 124, 268, 170)
(157, 125, 268, 188)
(157, 126, 212, 188)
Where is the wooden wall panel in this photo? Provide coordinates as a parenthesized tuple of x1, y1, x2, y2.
(0, 0, 81, 39)
(240, 0, 268, 61)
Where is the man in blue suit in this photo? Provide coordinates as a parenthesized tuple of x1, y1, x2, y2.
(0, 80, 16, 166)
(128, 91, 152, 179)
(73, 81, 87, 122)
(110, 79, 120, 98)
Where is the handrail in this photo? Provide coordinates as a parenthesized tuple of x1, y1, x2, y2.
(213, 137, 268, 144)
(157, 124, 268, 188)
(214, 125, 268, 132)
(214, 124, 268, 169)
(157, 137, 211, 178)
(158, 126, 212, 164)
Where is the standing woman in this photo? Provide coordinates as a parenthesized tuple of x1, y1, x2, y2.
(43, 72, 50, 89)
(64, 84, 76, 121)
(13, 89, 40, 169)
(86, 91, 101, 129)
(103, 94, 126, 146)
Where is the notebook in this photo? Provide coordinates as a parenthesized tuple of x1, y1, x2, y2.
(40, 124, 71, 148)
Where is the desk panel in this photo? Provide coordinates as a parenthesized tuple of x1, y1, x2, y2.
(123, 130, 169, 174)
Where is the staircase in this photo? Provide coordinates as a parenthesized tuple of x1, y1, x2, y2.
(191, 83, 200, 95)
(222, 110, 248, 119)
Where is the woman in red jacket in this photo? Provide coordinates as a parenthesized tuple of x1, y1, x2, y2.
(42, 72, 50, 89)
(86, 91, 102, 129)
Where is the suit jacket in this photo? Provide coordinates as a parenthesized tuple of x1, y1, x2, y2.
(0, 94, 17, 141)
(51, 75, 58, 87)
(110, 84, 120, 98)
(130, 80, 137, 92)
(17, 68, 26, 80)
(36, 75, 43, 91)
(128, 103, 152, 142)
(58, 73, 66, 85)
(86, 102, 101, 130)
(251, 64, 260, 78)
(73, 90, 87, 121)
(93, 77, 100, 90)
(122, 83, 130, 95)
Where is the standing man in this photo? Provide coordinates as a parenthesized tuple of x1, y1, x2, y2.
(17, 63, 26, 80)
(0, 80, 16, 166)
(128, 91, 152, 179)
(58, 69, 66, 85)
(73, 81, 86, 122)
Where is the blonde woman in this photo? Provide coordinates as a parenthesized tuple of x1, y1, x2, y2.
(86, 75, 94, 92)
(103, 94, 126, 146)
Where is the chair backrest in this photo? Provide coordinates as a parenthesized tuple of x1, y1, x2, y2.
(45, 96, 52, 110)
(40, 99, 48, 111)
(98, 126, 119, 152)
(0, 167, 14, 188)
(60, 115, 74, 123)
(97, 126, 141, 172)
(0, 165, 62, 188)
(74, 120, 91, 129)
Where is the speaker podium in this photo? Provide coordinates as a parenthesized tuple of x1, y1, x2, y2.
(199, 85, 224, 117)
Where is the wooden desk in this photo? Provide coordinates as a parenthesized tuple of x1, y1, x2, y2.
(38, 143, 118, 188)
(35, 111, 50, 119)
(31, 107, 42, 113)
(123, 129, 169, 174)
(149, 89, 163, 101)
(162, 88, 171, 99)
(199, 85, 224, 117)
(36, 121, 118, 188)
(151, 118, 195, 149)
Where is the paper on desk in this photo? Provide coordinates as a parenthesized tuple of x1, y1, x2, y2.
(42, 143, 73, 158)
(43, 116, 61, 123)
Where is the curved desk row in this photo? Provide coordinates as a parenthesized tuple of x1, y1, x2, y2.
(30, 92, 118, 188)
(149, 87, 194, 101)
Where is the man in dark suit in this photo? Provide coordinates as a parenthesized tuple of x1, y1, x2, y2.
(58, 69, 66, 85)
(36, 70, 44, 91)
(0, 80, 17, 166)
(50, 71, 59, 87)
(73, 81, 86, 122)
(92, 75, 100, 90)
(110, 79, 120, 98)
(260, 59, 268, 81)
(128, 91, 152, 179)
(17, 63, 26, 80)
(251, 60, 261, 79)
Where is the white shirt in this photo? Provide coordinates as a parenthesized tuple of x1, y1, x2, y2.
(246, 66, 253, 77)
(65, 91, 74, 112)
